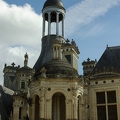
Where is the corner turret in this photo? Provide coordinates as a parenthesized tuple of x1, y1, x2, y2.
(16, 53, 35, 93)
(82, 58, 97, 76)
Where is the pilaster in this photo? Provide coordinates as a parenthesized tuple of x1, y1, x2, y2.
(13, 105, 20, 120)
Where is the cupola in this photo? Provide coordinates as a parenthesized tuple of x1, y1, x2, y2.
(42, 0, 66, 37)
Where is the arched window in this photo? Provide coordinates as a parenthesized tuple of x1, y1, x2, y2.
(78, 95, 83, 120)
(35, 95, 40, 120)
(52, 92, 66, 120)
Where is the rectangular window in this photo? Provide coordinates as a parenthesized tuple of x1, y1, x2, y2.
(96, 91, 117, 120)
(108, 105, 118, 120)
(21, 82, 25, 89)
(96, 92, 105, 104)
(65, 55, 71, 63)
(107, 91, 116, 103)
(97, 106, 106, 120)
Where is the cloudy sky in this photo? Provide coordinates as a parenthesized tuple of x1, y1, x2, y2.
(0, 0, 120, 85)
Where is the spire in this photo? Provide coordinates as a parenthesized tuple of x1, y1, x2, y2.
(106, 44, 108, 49)
(24, 53, 28, 67)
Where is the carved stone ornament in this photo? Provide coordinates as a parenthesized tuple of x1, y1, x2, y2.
(40, 67, 47, 78)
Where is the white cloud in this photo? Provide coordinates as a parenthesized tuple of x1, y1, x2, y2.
(0, 0, 42, 46)
(76, 24, 105, 38)
(0, 0, 42, 85)
(6, 46, 39, 67)
(65, 0, 120, 37)
(0, 45, 40, 85)
(85, 24, 105, 37)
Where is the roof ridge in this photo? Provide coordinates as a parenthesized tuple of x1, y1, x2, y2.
(107, 45, 120, 50)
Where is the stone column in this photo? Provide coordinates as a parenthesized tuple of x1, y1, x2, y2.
(30, 102, 35, 120)
(62, 15, 65, 37)
(48, 12, 51, 35)
(56, 46, 58, 59)
(73, 97, 78, 120)
(58, 47, 61, 59)
(56, 12, 59, 36)
(79, 97, 84, 120)
(40, 88, 45, 119)
(66, 99, 73, 120)
(40, 98, 45, 119)
(42, 14, 45, 37)
(53, 47, 54, 58)
(54, 47, 57, 59)
(13, 105, 20, 120)
(72, 87, 78, 120)
(46, 99, 52, 119)
(84, 95, 89, 120)
(41, 99, 45, 117)
(22, 107, 27, 120)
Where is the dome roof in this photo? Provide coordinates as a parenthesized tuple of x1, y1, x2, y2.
(34, 59, 79, 78)
(43, 0, 65, 10)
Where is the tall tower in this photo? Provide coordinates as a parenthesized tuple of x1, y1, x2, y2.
(12, 53, 35, 120)
(34, 0, 66, 72)
(29, 1, 88, 120)
(16, 53, 34, 93)
(3, 63, 20, 91)
(82, 58, 97, 76)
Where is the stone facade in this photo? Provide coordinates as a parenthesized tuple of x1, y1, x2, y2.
(1, 0, 120, 120)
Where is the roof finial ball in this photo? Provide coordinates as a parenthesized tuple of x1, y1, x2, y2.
(42, 0, 66, 37)
(24, 53, 28, 67)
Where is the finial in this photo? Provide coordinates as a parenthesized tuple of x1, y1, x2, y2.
(66, 39, 70, 43)
(24, 53, 28, 67)
(71, 39, 76, 45)
(4, 63, 7, 68)
(87, 58, 90, 62)
(106, 44, 108, 49)
(24, 53, 28, 58)
(11, 62, 15, 67)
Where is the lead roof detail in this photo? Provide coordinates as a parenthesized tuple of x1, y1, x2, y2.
(43, 0, 65, 10)
(34, 59, 79, 79)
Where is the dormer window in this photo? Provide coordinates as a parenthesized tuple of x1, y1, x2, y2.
(65, 55, 71, 63)
(22, 74, 24, 77)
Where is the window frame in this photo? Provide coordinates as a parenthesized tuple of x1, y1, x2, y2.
(96, 90, 118, 120)
(21, 81, 26, 89)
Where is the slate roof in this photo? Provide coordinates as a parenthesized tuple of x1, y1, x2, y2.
(2, 86, 14, 95)
(17, 66, 34, 73)
(91, 46, 120, 75)
(0, 85, 13, 120)
(34, 35, 65, 72)
(34, 59, 79, 78)
(43, 0, 65, 10)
